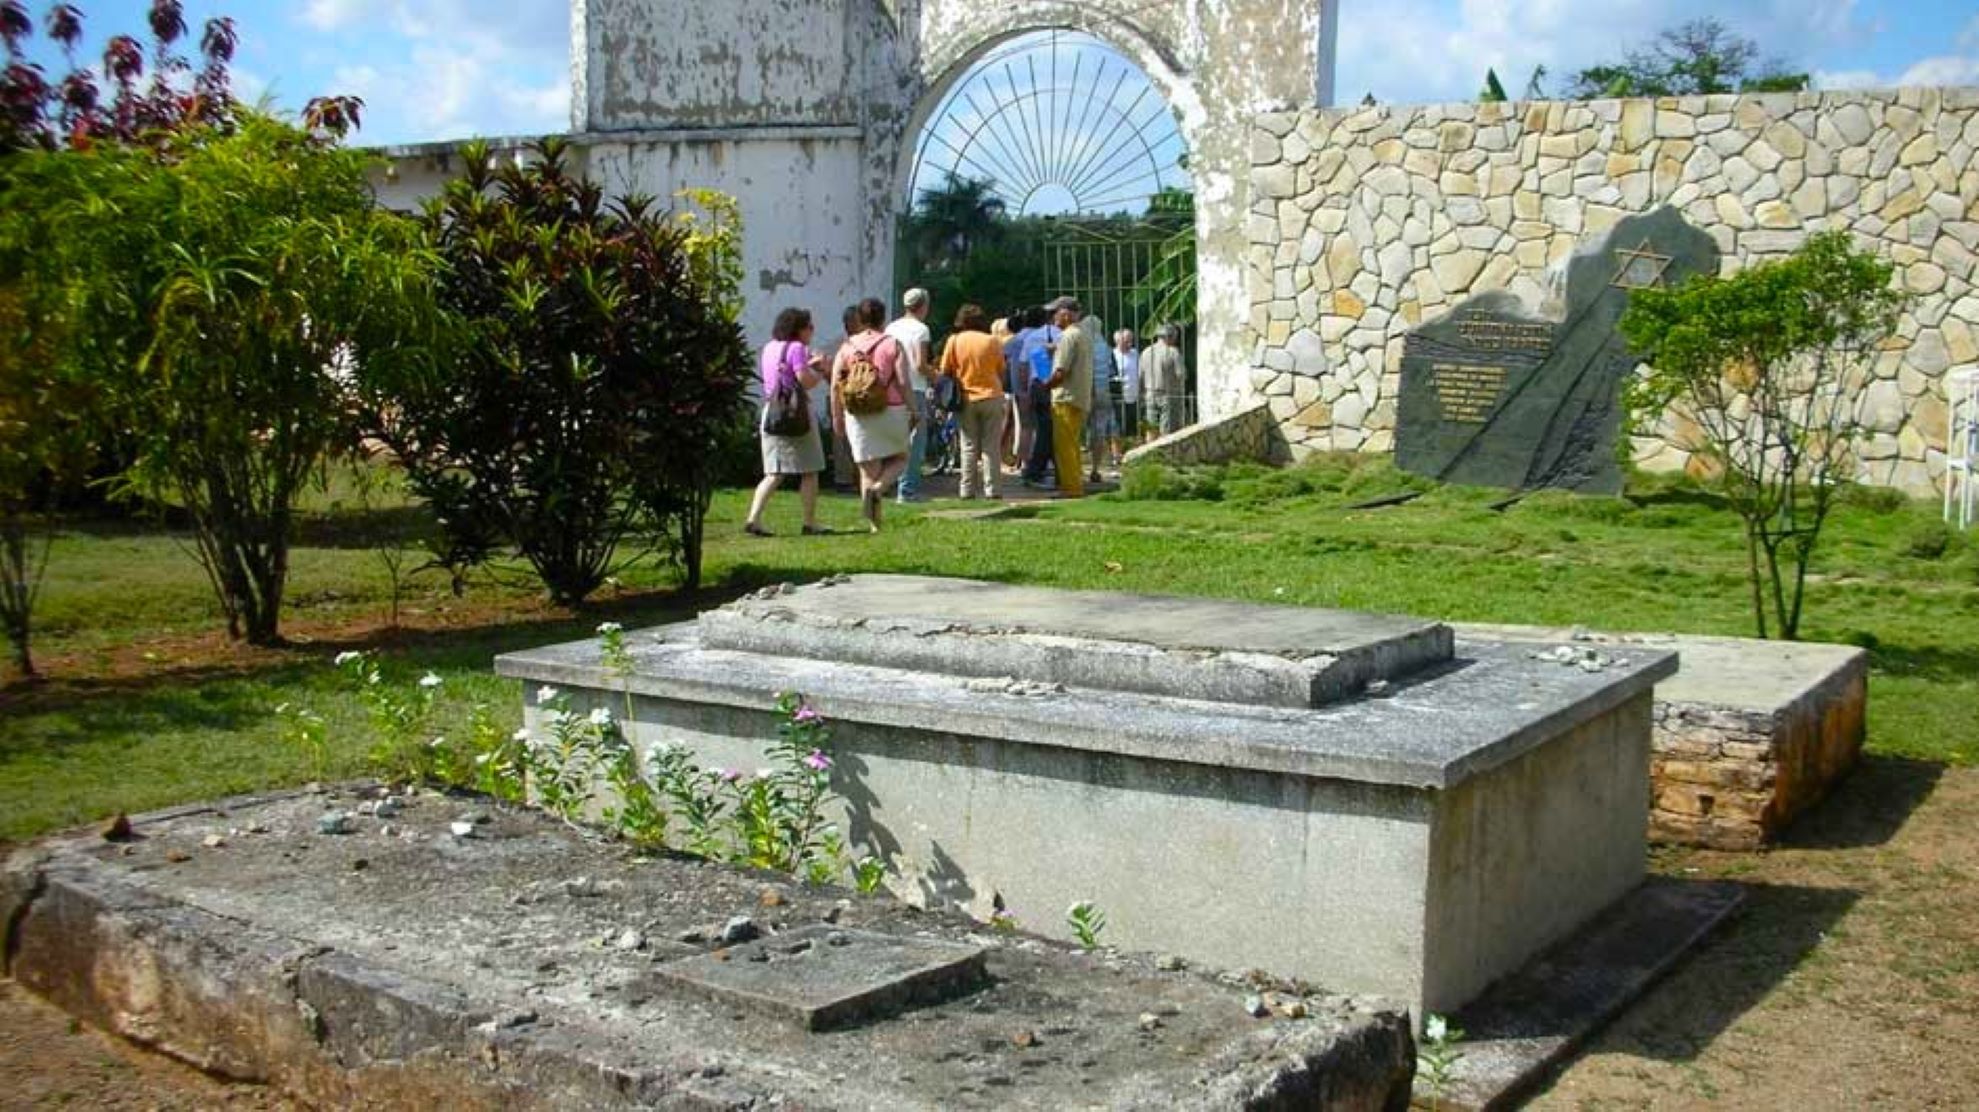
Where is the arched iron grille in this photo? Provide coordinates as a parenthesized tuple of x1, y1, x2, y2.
(910, 30, 1190, 216)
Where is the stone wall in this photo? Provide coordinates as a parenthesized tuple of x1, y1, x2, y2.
(369, 129, 872, 351)
(1241, 88, 1979, 495)
(1119, 402, 1286, 469)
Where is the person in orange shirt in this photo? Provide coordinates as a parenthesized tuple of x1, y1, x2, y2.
(936, 303, 1010, 499)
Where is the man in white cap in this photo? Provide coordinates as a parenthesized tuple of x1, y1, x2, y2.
(887, 288, 934, 502)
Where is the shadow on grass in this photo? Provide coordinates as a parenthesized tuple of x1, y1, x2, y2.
(0, 583, 758, 717)
(0, 677, 282, 759)
(1570, 880, 1858, 1064)
(1776, 754, 1945, 851)
(1625, 487, 1732, 513)
(1868, 642, 1979, 685)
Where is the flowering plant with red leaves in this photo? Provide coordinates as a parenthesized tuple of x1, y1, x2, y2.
(0, 1, 340, 153)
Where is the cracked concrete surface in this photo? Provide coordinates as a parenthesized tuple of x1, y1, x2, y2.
(3, 788, 1415, 1110)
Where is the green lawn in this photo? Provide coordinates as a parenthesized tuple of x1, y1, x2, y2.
(4, 455, 1976, 842)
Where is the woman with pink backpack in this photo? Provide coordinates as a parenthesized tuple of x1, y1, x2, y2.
(832, 297, 916, 533)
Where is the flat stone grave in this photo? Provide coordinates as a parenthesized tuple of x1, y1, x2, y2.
(500, 574, 1682, 1019)
(1395, 205, 1720, 494)
(2, 788, 1417, 1110)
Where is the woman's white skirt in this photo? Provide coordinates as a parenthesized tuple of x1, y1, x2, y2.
(847, 404, 911, 463)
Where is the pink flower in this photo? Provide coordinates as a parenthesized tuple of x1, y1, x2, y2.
(794, 704, 823, 725)
(719, 768, 744, 783)
(802, 750, 832, 772)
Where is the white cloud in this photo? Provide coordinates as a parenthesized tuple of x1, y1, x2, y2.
(304, 1, 569, 144)
(1814, 14, 1979, 93)
(1335, 0, 1878, 106)
(300, 0, 370, 32)
(1897, 54, 1979, 87)
(1812, 68, 1885, 90)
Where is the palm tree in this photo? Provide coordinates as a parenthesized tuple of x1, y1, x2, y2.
(910, 172, 1007, 269)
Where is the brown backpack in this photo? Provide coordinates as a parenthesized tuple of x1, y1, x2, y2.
(839, 335, 895, 416)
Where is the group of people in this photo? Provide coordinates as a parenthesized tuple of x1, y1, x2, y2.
(745, 289, 1188, 536)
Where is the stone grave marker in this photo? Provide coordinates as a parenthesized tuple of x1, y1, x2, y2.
(1396, 206, 1720, 494)
(649, 925, 988, 1031)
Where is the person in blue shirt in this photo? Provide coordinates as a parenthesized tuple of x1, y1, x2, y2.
(1019, 303, 1064, 487)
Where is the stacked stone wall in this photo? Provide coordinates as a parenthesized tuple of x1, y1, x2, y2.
(1241, 88, 1979, 495)
(1119, 403, 1286, 469)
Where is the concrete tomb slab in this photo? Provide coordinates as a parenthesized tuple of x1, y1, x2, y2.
(2, 788, 1418, 1110)
(703, 573, 1455, 709)
(500, 575, 1680, 1017)
(648, 924, 989, 1030)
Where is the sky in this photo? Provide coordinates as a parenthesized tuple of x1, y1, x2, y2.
(14, 1, 1978, 149)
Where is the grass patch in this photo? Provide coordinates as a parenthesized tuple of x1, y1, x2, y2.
(4, 465, 1977, 842)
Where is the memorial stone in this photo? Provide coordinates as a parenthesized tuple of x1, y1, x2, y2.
(1396, 206, 1720, 494)
(498, 574, 1680, 1017)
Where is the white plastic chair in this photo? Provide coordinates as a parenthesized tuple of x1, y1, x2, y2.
(1946, 367, 1979, 531)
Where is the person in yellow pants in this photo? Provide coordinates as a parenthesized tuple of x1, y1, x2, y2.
(1051, 400, 1086, 498)
(1045, 296, 1094, 499)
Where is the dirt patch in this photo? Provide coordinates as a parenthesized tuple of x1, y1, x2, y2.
(0, 980, 291, 1110)
(1536, 757, 1979, 1109)
(0, 583, 732, 711)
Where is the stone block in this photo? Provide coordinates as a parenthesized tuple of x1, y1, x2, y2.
(1459, 624, 1868, 850)
(502, 581, 1677, 1019)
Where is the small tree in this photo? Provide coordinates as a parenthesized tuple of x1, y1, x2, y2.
(2, 0, 241, 154)
(2, 4, 377, 652)
(1565, 18, 1808, 99)
(1620, 231, 1904, 640)
(0, 282, 89, 679)
(3, 112, 438, 645)
(376, 139, 750, 606)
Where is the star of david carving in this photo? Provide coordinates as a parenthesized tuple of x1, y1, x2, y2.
(1610, 239, 1674, 290)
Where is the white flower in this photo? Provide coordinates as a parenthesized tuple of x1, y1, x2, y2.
(428, 736, 447, 749)
(1424, 1015, 1448, 1043)
(419, 672, 443, 689)
(333, 651, 363, 667)
(596, 622, 624, 635)
(756, 767, 774, 781)
(512, 727, 531, 743)
(588, 707, 614, 728)
(537, 685, 560, 705)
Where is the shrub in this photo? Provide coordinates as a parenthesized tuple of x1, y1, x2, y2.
(1835, 483, 1909, 515)
(1622, 230, 1905, 640)
(1901, 520, 1955, 561)
(3, 112, 438, 645)
(374, 140, 751, 604)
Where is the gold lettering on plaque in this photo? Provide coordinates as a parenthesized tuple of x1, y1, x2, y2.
(1455, 313, 1553, 353)
(1432, 363, 1510, 424)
